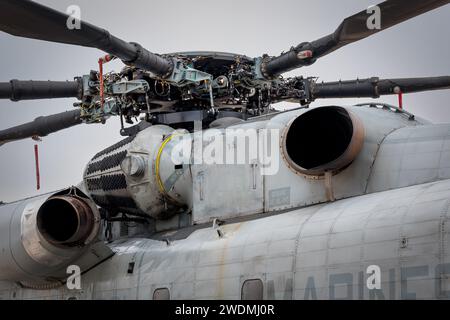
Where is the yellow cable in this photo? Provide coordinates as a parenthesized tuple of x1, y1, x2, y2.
(155, 133, 180, 198)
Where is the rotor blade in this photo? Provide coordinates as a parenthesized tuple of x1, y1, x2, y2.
(0, 79, 82, 101)
(262, 0, 450, 77)
(0, 109, 82, 146)
(310, 76, 450, 99)
(0, 0, 173, 77)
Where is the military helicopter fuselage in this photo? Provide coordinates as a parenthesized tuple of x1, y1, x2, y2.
(0, 0, 450, 300)
(2, 103, 450, 300)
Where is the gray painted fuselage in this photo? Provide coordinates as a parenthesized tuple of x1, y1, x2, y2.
(1, 105, 450, 300)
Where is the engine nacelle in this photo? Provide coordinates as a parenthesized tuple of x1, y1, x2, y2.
(0, 188, 100, 283)
(281, 106, 364, 176)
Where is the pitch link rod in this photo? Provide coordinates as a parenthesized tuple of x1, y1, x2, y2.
(310, 76, 450, 99)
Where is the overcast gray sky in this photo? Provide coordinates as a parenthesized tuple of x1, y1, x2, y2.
(0, 0, 449, 202)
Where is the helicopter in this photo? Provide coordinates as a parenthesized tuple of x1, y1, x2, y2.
(0, 0, 450, 300)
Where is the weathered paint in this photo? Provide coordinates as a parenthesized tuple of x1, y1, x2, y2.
(2, 105, 450, 300)
(1, 178, 449, 299)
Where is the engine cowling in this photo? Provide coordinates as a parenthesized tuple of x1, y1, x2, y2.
(0, 188, 100, 283)
(83, 125, 192, 220)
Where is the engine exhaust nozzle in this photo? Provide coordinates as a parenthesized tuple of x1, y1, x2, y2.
(282, 106, 364, 176)
(36, 195, 96, 247)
